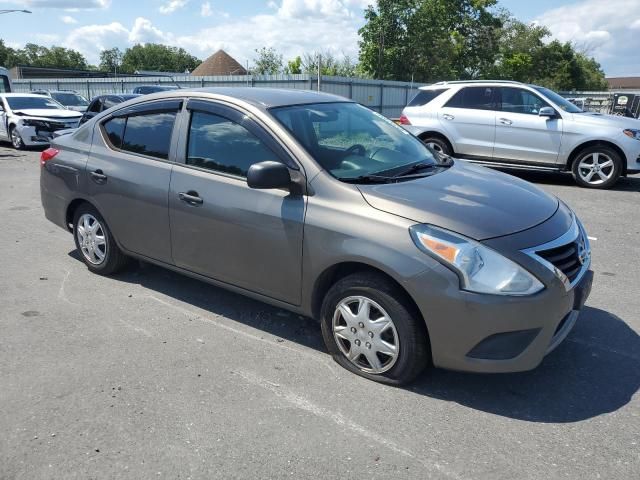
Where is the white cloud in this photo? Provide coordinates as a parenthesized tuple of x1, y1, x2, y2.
(535, 0, 640, 76)
(200, 1, 212, 17)
(159, 0, 188, 14)
(129, 17, 169, 43)
(17, 0, 110, 8)
(65, 21, 130, 62)
(60, 15, 77, 24)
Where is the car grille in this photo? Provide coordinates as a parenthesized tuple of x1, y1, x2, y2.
(536, 241, 583, 283)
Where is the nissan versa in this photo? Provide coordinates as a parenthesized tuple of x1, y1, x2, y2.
(40, 88, 593, 385)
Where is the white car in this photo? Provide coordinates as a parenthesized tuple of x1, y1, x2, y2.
(0, 93, 82, 149)
(400, 80, 640, 188)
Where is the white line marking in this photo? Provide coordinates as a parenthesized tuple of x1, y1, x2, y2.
(235, 369, 463, 480)
(145, 293, 340, 376)
(588, 236, 597, 241)
(57, 269, 80, 306)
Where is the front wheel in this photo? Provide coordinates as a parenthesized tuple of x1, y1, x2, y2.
(320, 273, 430, 385)
(10, 126, 24, 150)
(420, 136, 452, 156)
(572, 146, 622, 189)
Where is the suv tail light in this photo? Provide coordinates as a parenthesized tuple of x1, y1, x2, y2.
(398, 114, 411, 125)
(40, 148, 59, 167)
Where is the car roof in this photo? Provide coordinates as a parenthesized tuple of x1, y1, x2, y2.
(419, 80, 544, 90)
(0, 93, 54, 98)
(133, 87, 350, 109)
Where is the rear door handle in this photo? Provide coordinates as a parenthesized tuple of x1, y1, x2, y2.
(90, 169, 107, 184)
(178, 191, 203, 206)
(442, 114, 455, 121)
(499, 118, 513, 125)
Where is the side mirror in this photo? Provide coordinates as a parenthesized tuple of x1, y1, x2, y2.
(539, 106, 557, 118)
(247, 161, 291, 190)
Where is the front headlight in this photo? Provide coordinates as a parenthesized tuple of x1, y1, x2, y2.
(22, 119, 49, 128)
(623, 129, 640, 140)
(410, 224, 544, 296)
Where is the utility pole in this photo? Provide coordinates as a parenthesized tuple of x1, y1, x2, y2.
(317, 53, 321, 91)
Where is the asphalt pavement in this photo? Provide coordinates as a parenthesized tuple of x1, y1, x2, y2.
(0, 145, 638, 479)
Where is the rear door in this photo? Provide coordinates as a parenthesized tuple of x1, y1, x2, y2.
(169, 99, 306, 305)
(493, 87, 563, 164)
(438, 86, 498, 158)
(86, 99, 182, 264)
(0, 98, 8, 140)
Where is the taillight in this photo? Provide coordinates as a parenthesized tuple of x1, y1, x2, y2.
(399, 114, 411, 125)
(40, 148, 59, 167)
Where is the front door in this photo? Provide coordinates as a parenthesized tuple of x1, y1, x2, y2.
(0, 99, 8, 140)
(438, 86, 498, 158)
(169, 100, 305, 305)
(493, 87, 563, 164)
(86, 99, 183, 264)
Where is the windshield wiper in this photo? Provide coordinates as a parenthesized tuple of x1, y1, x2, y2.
(339, 174, 395, 184)
(392, 162, 437, 178)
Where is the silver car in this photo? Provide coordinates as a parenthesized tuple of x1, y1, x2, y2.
(400, 80, 640, 188)
(40, 88, 593, 385)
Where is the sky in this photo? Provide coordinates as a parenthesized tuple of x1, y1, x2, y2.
(0, 0, 638, 77)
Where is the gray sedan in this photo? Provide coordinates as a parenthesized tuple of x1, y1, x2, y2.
(39, 88, 593, 384)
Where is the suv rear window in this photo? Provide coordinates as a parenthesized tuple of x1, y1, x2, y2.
(407, 89, 448, 107)
(445, 87, 497, 110)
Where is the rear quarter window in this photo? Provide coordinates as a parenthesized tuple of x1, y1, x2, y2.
(407, 89, 448, 107)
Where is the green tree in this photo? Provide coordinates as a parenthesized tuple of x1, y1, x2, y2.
(1, 42, 88, 69)
(252, 47, 283, 74)
(99, 47, 123, 74)
(284, 55, 302, 74)
(120, 44, 201, 74)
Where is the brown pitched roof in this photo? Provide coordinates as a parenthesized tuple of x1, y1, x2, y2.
(191, 49, 247, 76)
(607, 77, 640, 89)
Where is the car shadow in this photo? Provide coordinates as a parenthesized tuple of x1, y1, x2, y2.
(491, 167, 640, 192)
(68, 252, 640, 424)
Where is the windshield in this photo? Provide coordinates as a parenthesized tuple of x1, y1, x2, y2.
(51, 92, 88, 106)
(6, 96, 64, 110)
(270, 102, 438, 181)
(533, 86, 583, 113)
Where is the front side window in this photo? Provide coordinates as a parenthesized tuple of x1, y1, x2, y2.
(186, 110, 280, 177)
(498, 88, 550, 115)
(121, 112, 177, 159)
(270, 102, 438, 181)
(532, 86, 582, 113)
(445, 87, 496, 110)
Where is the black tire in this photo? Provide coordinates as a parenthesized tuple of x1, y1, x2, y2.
(320, 272, 430, 385)
(420, 136, 452, 156)
(9, 126, 24, 150)
(571, 145, 623, 189)
(72, 203, 128, 275)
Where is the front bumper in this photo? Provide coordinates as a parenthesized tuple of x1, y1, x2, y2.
(18, 123, 79, 146)
(619, 134, 640, 173)
(404, 204, 593, 373)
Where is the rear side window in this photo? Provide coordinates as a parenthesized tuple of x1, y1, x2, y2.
(187, 110, 279, 177)
(445, 87, 497, 110)
(88, 98, 102, 113)
(407, 89, 448, 107)
(103, 117, 125, 149)
(121, 112, 177, 159)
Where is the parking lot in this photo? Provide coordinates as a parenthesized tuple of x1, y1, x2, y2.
(0, 144, 638, 479)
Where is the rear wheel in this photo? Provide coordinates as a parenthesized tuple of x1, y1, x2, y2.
(420, 136, 452, 156)
(73, 204, 128, 275)
(320, 273, 430, 385)
(9, 126, 24, 150)
(572, 146, 622, 189)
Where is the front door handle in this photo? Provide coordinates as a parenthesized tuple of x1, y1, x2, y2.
(499, 118, 513, 125)
(442, 114, 455, 121)
(90, 169, 107, 184)
(178, 191, 203, 206)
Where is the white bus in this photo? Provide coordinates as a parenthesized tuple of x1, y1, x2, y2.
(0, 67, 11, 93)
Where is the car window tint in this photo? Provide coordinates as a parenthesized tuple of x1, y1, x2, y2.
(499, 88, 550, 115)
(187, 111, 279, 177)
(103, 117, 126, 149)
(407, 89, 448, 107)
(445, 87, 496, 110)
(88, 99, 102, 113)
(102, 97, 119, 110)
(121, 111, 177, 160)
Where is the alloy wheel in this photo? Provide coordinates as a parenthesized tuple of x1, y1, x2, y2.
(577, 152, 615, 185)
(332, 296, 399, 374)
(76, 213, 107, 265)
(426, 141, 444, 153)
(10, 128, 23, 149)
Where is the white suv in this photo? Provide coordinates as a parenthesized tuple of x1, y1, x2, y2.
(400, 80, 640, 188)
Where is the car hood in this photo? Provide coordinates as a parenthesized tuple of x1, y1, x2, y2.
(357, 161, 559, 241)
(13, 108, 82, 119)
(64, 105, 88, 112)
(571, 111, 640, 128)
